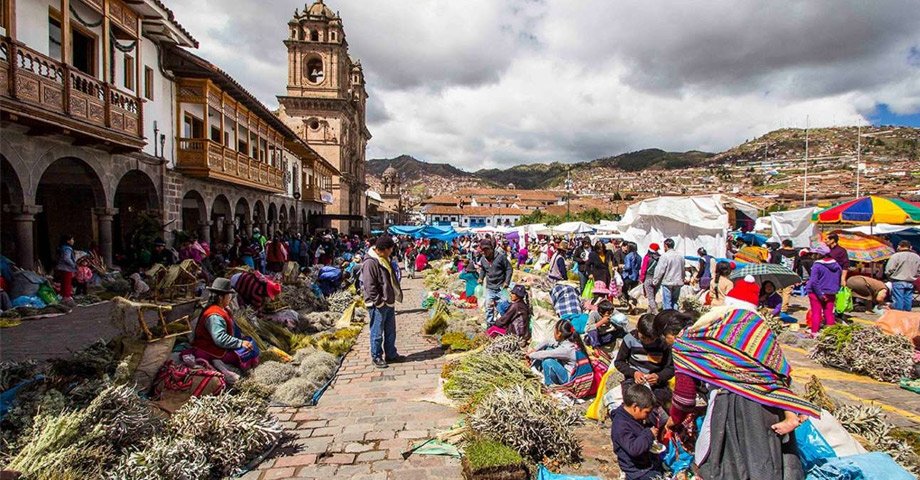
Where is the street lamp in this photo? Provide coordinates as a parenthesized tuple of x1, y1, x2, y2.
(564, 171, 574, 220)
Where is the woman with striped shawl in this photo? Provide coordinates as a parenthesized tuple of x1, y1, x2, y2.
(669, 305, 819, 480)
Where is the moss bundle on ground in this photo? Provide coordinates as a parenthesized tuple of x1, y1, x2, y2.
(271, 377, 317, 407)
(469, 384, 582, 463)
(424, 269, 451, 291)
(423, 312, 449, 335)
(441, 332, 475, 352)
(290, 328, 361, 357)
(811, 324, 916, 382)
(443, 352, 540, 412)
(260, 347, 293, 364)
(109, 437, 209, 480)
(462, 437, 529, 480)
(249, 361, 297, 386)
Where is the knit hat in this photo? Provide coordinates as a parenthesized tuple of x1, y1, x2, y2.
(726, 275, 760, 306)
(811, 242, 831, 256)
(649, 243, 660, 252)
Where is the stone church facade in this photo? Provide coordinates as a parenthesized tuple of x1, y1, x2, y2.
(276, 0, 370, 234)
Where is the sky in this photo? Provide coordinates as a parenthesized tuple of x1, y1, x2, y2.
(164, 0, 920, 171)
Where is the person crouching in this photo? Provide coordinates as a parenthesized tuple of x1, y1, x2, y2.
(526, 319, 587, 386)
(185, 277, 258, 384)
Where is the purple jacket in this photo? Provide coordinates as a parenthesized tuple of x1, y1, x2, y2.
(806, 258, 842, 296)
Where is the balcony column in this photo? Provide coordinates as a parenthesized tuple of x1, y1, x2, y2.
(93, 207, 117, 268)
(4, 204, 43, 270)
(224, 219, 235, 244)
(198, 220, 213, 245)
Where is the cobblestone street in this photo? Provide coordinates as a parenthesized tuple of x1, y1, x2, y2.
(249, 276, 461, 479)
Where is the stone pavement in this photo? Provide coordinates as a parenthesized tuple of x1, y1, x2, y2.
(250, 276, 461, 479)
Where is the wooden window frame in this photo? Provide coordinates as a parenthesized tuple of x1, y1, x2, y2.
(143, 66, 154, 100)
(183, 112, 204, 139)
(69, 21, 99, 76)
(123, 54, 134, 90)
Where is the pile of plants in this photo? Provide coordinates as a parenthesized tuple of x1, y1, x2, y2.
(803, 376, 920, 474)
(278, 283, 328, 312)
(469, 384, 583, 463)
(243, 347, 340, 407)
(443, 352, 541, 412)
(290, 327, 362, 357)
(810, 324, 917, 382)
(424, 268, 451, 291)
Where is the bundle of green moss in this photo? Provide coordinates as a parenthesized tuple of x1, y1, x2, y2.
(462, 437, 529, 480)
(443, 352, 541, 413)
(441, 332, 488, 353)
(424, 268, 451, 291)
(810, 324, 916, 382)
(290, 327, 362, 357)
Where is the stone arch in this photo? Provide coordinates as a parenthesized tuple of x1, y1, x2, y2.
(35, 157, 107, 268)
(234, 197, 251, 236)
(278, 204, 288, 232)
(181, 190, 208, 244)
(253, 200, 266, 233)
(268, 202, 278, 235)
(113, 169, 160, 259)
(301, 208, 308, 235)
(31, 148, 112, 207)
(1, 155, 26, 262)
(211, 194, 233, 245)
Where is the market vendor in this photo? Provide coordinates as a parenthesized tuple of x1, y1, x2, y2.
(487, 284, 532, 342)
(846, 275, 889, 314)
(186, 278, 259, 383)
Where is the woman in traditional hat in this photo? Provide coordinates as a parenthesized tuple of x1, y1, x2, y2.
(487, 284, 532, 342)
(186, 277, 259, 383)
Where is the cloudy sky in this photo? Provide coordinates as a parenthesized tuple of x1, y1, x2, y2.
(165, 0, 920, 170)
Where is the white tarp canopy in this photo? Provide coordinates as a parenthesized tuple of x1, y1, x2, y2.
(767, 207, 817, 248)
(593, 221, 623, 234)
(616, 194, 758, 257)
(754, 216, 771, 233)
(535, 222, 595, 235)
(843, 224, 918, 235)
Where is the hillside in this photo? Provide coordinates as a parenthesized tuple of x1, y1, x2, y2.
(367, 126, 920, 203)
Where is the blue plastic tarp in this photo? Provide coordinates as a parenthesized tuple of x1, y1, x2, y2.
(535, 465, 601, 480)
(732, 231, 769, 246)
(388, 225, 470, 241)
(805, 452, 914, 480)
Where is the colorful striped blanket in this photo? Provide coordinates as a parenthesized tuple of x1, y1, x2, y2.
(673, 308, 819, 417)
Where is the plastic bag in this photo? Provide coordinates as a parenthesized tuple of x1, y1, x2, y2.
(473, 283, 485, 301)
(36, 282, 60, 305)
(586, 366, 619, 420)
(628, 283, 644, 299)
(835, 287, 853, 314)
(581, 279, 595, 299)
(661, 433, 694, 474)
(535, 465, 601, 480)
(795, 418, 837, 471)
(11, 295, 46, 309)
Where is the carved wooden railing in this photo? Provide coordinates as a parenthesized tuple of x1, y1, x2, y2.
(0, 37, 142, 141)
(176, 138, 285, 191)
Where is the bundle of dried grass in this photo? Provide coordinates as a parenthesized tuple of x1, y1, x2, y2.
(443, 352, 540, 412)
(109, 437, 209, 480)
(249, 361, 297, 386)
(469, 384, 582, 463)
(811, 324, 915, 382)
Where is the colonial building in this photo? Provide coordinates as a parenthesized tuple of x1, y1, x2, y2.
(0, 0, 197, 270)
(0, 0, 337, 272)
(423, 206, 525, 228)
(420, 188, 564, 213)
(276, 0, 370, 234)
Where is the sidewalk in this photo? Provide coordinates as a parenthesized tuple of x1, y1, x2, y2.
(250, 277, 461, 479)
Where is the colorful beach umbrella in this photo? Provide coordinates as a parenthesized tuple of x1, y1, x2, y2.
(818, 230, 895, 263)
(813, 196, 920, 225)
(730, 263, 801, 289)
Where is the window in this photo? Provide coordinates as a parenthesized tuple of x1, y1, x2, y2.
(0, 0, 10, 35)
(71, 27, 95, 75)
(183, 113, 203, 138)
(305, 58, 324, 83)
(310, 30, 319, 42)
(210, 124, 221, 143)
(330, 31, 336, 41)
(49, 17, 62, 60)
(238, 127, 249, 153)
(143, 66, 154, 100)
(123, 55, 134, 90)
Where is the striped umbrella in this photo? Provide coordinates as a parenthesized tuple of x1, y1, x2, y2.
(813, 196, 920, 225)
(818, 230, 894, 263)
(730, 263, 802, 289)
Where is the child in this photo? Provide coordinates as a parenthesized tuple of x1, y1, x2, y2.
(584, 300, 627, 347)
(488, 284, 532, 343)
(526, 319, 586, 386)
(614, 314, 674, 407)
(74, 255, 93, 296)
(805, 243, 841, 335)
(759, 280, 783, 316)
(611, 384, 665, 480)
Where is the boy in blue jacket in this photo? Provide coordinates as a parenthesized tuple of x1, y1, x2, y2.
(611, 384, 665, 480)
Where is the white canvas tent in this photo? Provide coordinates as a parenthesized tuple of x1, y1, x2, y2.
(535, 222, 595, 235)
(767, 207, 817, 248)
(616, 195, 759, 257)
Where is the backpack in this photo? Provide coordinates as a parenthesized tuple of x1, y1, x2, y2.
(646, 253, 660, 278)
(779, 250, 796, 271)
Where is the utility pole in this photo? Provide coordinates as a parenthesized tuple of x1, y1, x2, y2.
(803, 115, 809, 207)
(856, 123, 862, 198)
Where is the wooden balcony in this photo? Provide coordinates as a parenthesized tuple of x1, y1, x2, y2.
(0, 37, 144, 149)
(177, 138, 284, 193)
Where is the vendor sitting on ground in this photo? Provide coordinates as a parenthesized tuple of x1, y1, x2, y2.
(585, 300, 628, 347)
(759, 280, 783, 316)
(459, 262, 480, 299)
(846, 275, 890, 314)
(526, 319, 587, 386)
(185, 278, 259, 383)
(487, 284, 532, 342)
(614, 313, 674, 407)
